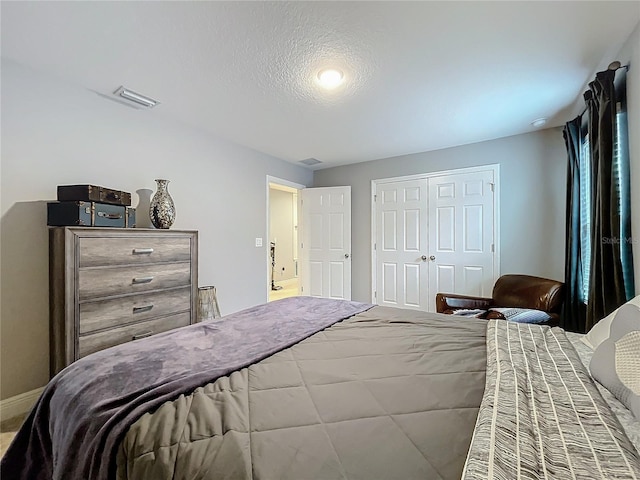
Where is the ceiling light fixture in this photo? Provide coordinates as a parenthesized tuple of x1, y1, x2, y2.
(113, 86, 159, 108)
(316, 69, 344, 89)
(531, 118, 547, 128)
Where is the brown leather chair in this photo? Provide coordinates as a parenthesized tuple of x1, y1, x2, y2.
(435, 274, 564, 325)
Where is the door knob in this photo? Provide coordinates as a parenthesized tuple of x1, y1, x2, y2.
(345, 253, 350, 259)
(421, 255, 427, 261)
(430, 255, 436, 261)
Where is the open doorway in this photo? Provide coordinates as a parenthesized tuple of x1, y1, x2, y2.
(267, 177, 303, 302)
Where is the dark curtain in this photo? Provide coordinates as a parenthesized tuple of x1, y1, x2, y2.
(561, 70, 634, 333)
(562, 67, 635, 333)
(561, 117, 586, 332)
(585, 69, 629, 330)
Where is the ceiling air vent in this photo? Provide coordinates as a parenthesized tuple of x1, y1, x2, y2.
(113, 86, 160, 109)
(299, 158, 322, 166)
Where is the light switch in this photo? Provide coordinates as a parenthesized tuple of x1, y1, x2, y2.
(255, 237, 263, 247)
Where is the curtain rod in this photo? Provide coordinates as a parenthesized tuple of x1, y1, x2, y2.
(607, 61, 629, 71)
(578, 61, 629, 118)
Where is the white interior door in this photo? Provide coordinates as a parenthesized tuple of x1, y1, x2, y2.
(374, 179, 429, 310)
(301, 186, 351, 300)
(427, 170, 496, 310)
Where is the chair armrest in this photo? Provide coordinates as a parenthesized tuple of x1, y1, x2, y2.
(435, 293, 493, 313)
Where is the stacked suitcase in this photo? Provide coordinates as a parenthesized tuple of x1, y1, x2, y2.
(47, 185, 136, 227)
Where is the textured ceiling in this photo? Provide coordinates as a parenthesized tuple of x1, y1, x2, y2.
(2, 1, 639, 169)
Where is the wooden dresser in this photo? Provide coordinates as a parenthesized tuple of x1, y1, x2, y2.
(49, 227, 198, 376)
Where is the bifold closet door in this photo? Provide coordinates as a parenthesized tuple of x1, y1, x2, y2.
(375, 179, 429, 310)
(374, 168, 496, 311)
(427, 170, 496, 310)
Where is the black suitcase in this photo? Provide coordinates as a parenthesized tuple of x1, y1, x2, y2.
(47, 201, 128, 227)
(57, 184, 132, 206)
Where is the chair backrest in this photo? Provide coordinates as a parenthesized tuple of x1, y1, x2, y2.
(492, 274, 564, 313)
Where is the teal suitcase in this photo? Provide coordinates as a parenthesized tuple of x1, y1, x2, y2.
(47, 201, 130, 227)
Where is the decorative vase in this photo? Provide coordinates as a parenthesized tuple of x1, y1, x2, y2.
(149, 179, 176, 229)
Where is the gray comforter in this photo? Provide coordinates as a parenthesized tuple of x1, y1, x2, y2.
(115, 305, 488, 480)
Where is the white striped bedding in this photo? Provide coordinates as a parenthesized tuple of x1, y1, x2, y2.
(462, 320, 640, 479)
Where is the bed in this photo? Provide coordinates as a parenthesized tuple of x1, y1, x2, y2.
(1, 296, 639, 479)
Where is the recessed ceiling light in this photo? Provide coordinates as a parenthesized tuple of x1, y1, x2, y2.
(531, 118, 547, 128)
(316, 69, 344, 89)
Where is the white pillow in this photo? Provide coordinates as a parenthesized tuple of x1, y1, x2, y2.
(582, 294, 640, 350)
(589, 303, 640, 420)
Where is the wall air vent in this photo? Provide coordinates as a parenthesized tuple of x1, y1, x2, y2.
(113, 86, 160, 109)
(299, 158, 322, 166)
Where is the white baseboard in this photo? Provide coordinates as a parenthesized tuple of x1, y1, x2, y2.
(0, 386, 45, 421)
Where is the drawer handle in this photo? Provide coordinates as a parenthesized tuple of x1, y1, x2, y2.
(97, 211, 123, 220)
(132, 331, 153, 341)
(132, 248, 154, 255)
(133, 304, 154, 313)
(132, 276, 154, 284)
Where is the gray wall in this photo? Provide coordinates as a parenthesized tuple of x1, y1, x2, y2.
(314, 128, 567, 303)
(0, 60, 313, 399)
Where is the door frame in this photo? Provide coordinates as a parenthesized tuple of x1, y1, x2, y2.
(266, 176, 306, 302)
(370, 164, 501, 305)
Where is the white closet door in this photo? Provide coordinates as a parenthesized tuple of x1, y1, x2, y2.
(427, 170, 496, 310)
(375, 179, 429, 310)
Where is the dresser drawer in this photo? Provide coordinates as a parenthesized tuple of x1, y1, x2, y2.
(79, 263, 191, 300)
(79, 287, 191, 335)
(78, 236, 191, 267)
(78, 312, 191, 358)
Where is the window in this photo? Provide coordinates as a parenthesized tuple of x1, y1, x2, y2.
(614, 93, 635, 300)
(579, 133, 591, 303)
